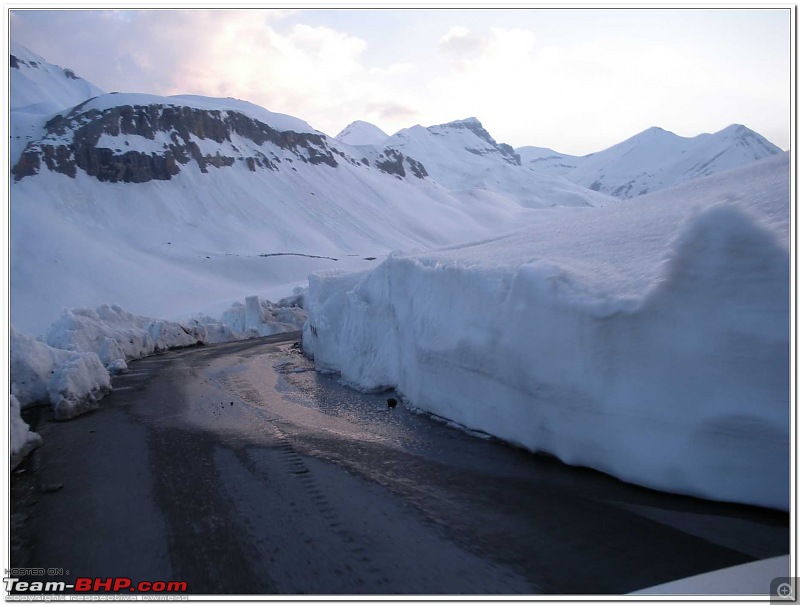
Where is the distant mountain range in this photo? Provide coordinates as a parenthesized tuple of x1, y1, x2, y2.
(517, 124, 782, 199)
(9, 42, 784, 333)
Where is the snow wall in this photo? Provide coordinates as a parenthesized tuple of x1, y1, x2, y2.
(304, 162, 790, 511)
(9, 294, 307, 467)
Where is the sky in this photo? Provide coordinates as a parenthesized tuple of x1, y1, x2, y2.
(9, 7, 792, 155)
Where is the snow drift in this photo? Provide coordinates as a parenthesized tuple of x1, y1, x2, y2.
(10, 326, 112, 420)
(44, 304, 207, 372)
(8, 293, 306, 466)
(304, 154, 790, 510)
(10, 394, 43, 470)
(11, 292, 305, 419)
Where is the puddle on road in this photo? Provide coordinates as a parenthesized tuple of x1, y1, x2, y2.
(262, 343, 505, 466)
(211, 344, 397, 449)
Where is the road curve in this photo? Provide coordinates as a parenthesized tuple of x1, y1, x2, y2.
(11, 333, 789, 595)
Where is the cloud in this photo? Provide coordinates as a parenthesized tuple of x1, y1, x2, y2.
(439, 26, 485, 55)
(364, 101, 419, 121)
(10, 9, 790, 154)
(11, 10, 381, 135)
(369, 62, 414, 77)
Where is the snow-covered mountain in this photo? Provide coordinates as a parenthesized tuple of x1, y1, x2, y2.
(8, 93, 513, 333)
(10, 46, 615, 334)
(13, 92, 347, 183)
(523, 125, 782, 199)
(378, 117, 613, 209)
(10, 43, 778, 337)
(335, 120, 388, 146)
(516, 145, 584, 176)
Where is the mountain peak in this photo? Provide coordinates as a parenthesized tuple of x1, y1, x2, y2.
(335, 120, 388, 146)
(448, 116, 482, 126)
(441, 117, 488, 135)
(718, 123, 756, 137)
(636, 126, 677, 138)
(715, 123, 782, 153)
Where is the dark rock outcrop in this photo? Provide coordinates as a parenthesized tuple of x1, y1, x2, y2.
(375, 149, 406, 177)
(12, 102, 342, 183)
(375, 148, 428, 179)
(447, 118, 520, 166)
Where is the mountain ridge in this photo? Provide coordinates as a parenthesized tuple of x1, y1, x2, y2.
(9, 43, 781, 333)
(12, 46, 597, 333)
(519, 123, 782, 198)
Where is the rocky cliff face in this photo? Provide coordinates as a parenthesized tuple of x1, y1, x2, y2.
(374, 148, 428, 179)
(12, 99, 426, 184)
(444, 118, 521, 166)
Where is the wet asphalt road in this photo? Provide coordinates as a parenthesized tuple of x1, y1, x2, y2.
(12, 333, 789, 595)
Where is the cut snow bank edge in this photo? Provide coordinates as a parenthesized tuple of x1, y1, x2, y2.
(9, 293, 306, 464)
(10, 394, 43, 470)
(303, 201, 789, 511)
(10, 326, 112, 420)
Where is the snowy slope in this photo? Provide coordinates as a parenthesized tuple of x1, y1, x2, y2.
(10, 87, 545, 334)
(534, 125, 782, 199)
(381, 117, 614, 209)
(304, 153, 790, 510)
(335, 120, 389, 146)
(10, 47, 610, 335)
(10, 42, 104, 115)
(516, 145, 584, 176)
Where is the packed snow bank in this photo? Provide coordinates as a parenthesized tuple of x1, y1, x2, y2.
(44, 294, 306, 366)
(304, 154, 790, 510)
(190, 292, 307, 343)
(9, 293, 305, 466)
(10, 326, 112, 420)
(12, 293, 304, 414)
(45, 304, 203, 367)
(10, 394, 43, 470)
